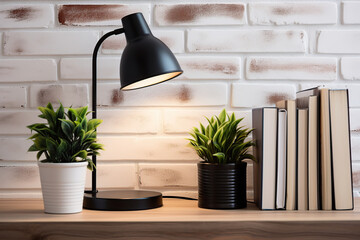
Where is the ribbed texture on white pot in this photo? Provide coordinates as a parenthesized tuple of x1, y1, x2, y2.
(38, 161, 87, 214)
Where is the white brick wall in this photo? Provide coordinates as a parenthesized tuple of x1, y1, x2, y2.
(317, 30, 360, 53)
(1, 0, 360, 199)
(343, 1, 360, 24)
(0, 4, 54, 29)
(102, 30, 185, 54)
(0, 59, 57, 82)
(0, 87, 27, 108)
(188, 29, 307, 53)
(248, 2, 337, 25)
(4, 31, 99, 55)
(154, 4, 245, 26)
(246, 57, 337, 80)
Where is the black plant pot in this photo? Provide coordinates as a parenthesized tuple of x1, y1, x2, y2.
(198, 161, 247, 209)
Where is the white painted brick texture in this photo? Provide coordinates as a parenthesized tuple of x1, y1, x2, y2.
(178, 56, 241, 80)
(4, 31, 99, 55)
(0, 4, 54, 29)
(30, 84, 89, 108)
(249, 2, 337, 25)
(232, 83, 296, 108)
(0, 59, 57, 82)
(154, 4, 245, 26)
(97, 83, 227, 107)
(188, 29, 306, 53)
(246, 57, 337, 80)
(317, 31, 360, 53)
(1, 0, 360, 198)
(98, 137, 197, 161)
(343, 2, 360, 24)
(341, 58, 360, 80)
(57, 4, 150, 26)
(0, 87, 26, 108)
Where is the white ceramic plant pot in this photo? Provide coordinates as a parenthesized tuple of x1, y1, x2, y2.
(38, 161, 87, 214)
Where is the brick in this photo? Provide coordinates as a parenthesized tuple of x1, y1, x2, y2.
(249, 2, 337, 25)
(163, 109, 252, 134)
(0, 59, 57, 82)
(60, 57, 120, 80)
(139, 164, 197, 187)
(232, 83, 296, 108)
(85, 164, 136, 189)
(154, 4, 245, 26)
(4, 31, 99, 55)
(352, 137, 360, 161)
(0, 138, 36, 161)
(188, 29, 306, 53)
(97, 83, 227, 107)
(341, 57, 360, 80)
(0, 163, 135, 190)
(300, 84, 360, 108)
(58, 4, 150, 26)
(97, 109, 160, 134)
(178, 56, 240, 80)
(0, 165, 40, 189)
(0, 87, 26, 108)
(350, 109, 360, 133)
(98, 136, 197, 161)
(102, 30, 184, 54)
(317, 30, 360, 53)
(343, 2, 360, 24)
(0, 111, 43, 135)
(0, 4, 54, 28)
(30, 84, 89, 108)
(0, 190, 42, 199)
(246, 57, 337, 80)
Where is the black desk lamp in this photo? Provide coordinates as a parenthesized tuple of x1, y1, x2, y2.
(83, 12, 183, 211)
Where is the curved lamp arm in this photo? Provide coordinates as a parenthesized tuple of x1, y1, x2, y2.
(89, 28, 124, 195)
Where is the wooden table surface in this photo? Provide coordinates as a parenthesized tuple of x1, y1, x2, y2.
(1, 198, 360, 239)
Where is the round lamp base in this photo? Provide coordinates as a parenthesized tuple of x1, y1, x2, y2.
(83, 190, 163, 211)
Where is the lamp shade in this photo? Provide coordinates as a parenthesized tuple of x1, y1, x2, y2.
(120, 13, 183, 90)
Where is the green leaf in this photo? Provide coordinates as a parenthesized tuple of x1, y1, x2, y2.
(67, 108, 77, 122)
(28, 144, 38, 152)
(46, 139, 58, 158)
(38, 106, 56, 128)
(34, 136, 47, 150)
(90, 143, 104, 151)
(73, 122, 82, 136)
(76, 106, 88, 120)
(60, 119, 74, 140)
(56, 103, 65, 120)
(46, 102, 54, 111)
(57, 139, 67, 156)
(80, 117, 88, 132)
(213, 152, 225, 163)
(87, 119, 102, 131)
(73, 150, 87, 160)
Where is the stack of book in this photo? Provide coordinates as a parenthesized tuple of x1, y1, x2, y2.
(252, 87, 353, 211)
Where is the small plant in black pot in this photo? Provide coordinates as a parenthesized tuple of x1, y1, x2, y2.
(188, 109, 255, 209)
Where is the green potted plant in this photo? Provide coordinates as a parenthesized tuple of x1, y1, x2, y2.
(27, 103, 103, 214)
(188, 109, 255, 209)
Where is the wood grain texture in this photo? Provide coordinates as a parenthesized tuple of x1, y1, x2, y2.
(1, 222, 360, 240)
(0, 199, 360, 239)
